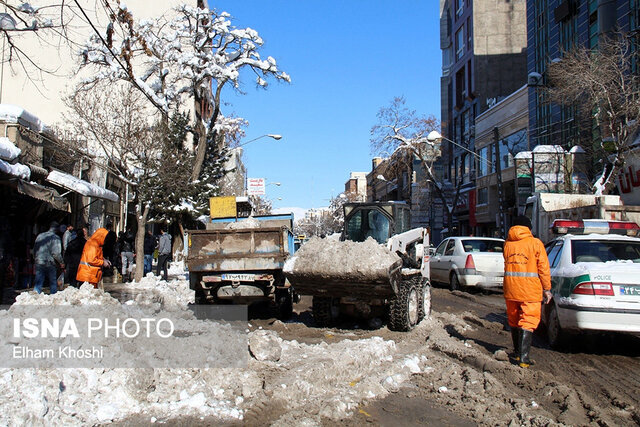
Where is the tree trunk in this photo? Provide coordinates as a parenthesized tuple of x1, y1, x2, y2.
(134, 203, 150, 282)
(190, 83, 224, 182)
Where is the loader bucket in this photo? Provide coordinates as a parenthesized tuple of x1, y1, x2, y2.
(285, 259, 403, 299)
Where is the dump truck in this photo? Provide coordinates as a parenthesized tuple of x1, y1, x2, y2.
(186, 213, 296, 319)
(284, 201, 431, 331)
(524, 192, 640, 244)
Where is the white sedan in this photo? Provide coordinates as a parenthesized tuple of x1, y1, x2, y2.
(430, 237, 505, 291)
(543, 219, 640, 348)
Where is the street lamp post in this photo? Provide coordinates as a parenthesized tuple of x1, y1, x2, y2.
(238, 134, 282, 148)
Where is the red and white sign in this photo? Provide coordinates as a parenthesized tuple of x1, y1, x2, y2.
(247, 178, 266, 196)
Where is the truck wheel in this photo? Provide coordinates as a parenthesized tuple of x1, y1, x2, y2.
(449, 273, 459, 291)
(546, 303, 566, 350)
(276, 288, 294, 320)
(389, 279, 420, 332)
(418, 279, 432, 322)
(313, 296, 337, 327)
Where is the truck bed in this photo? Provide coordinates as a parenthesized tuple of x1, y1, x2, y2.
(186, 226, 293, 273)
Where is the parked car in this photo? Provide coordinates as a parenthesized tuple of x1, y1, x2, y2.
(542, 219, 640, 348)
(430, 236, 505, 291)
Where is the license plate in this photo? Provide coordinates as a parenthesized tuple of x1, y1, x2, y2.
(620, 286, 640, 296)
(221, 273, 255, 282)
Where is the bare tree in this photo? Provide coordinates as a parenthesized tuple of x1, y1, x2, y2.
(249, 195, 272, 216)
(370, 96, 462, 232)
(63, 81, 160, 281)
(545, 32, 640, 195)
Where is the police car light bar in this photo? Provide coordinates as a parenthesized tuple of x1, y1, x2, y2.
(551, 219, 640, 236)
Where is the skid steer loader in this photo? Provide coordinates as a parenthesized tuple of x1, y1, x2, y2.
(284, 201, 431, 331)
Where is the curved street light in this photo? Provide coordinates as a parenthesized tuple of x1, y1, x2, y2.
(427, 130, 491, 166)
(239, 133, 282, 147)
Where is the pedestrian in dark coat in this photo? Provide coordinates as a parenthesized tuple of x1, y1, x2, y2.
(63, 226, 87, 288)
(143, 230, 156, 276)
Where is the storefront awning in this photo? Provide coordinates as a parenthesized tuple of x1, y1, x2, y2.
(15, 179, 70, 212)
(46, 170, 119, 202)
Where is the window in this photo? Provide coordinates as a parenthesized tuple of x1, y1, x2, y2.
(477, 187, 488, 205)
(571, 240, 640, 263)
(499, 129, 528, 169)
(478, 147, 491, 177)
(461, 239, 504, 253)
(444, 239, 457, 256)
(455, 0, 464, 18)
(546, 241, 564, 268)
(435, 239, 448, 256)
(462, 154, 470, 183)
(455, 67, 466, 107)
(456, 27, 465, 60)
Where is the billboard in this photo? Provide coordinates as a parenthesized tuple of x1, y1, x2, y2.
(247, 178, 265, 196)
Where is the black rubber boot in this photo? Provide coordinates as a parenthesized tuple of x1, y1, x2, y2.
(519, 329, 535, 368)
(511, 327, 521, 361)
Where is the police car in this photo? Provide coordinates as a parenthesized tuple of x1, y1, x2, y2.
(543, 219, 640, 348)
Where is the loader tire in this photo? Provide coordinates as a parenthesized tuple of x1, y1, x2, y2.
(389, 278, 420, 332)
(313, 296, 337, 327)
(418, 278, 432, 322)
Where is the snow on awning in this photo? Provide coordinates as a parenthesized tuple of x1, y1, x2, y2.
(46, 170, 119, 202)
(0, 137, 21, 161)
(0, 158, 30, 179)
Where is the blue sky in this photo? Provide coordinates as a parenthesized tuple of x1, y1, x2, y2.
(210, 1, 442, 216)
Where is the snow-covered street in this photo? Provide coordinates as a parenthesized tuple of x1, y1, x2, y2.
(1, 262, 639, 426)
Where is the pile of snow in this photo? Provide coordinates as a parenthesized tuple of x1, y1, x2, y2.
(225, 216, 261, 230)
(284, 236, 401, 280)
(13, 283, 119, 306)
(0, 137, 21, 161)
(120, 275, 195, 308)
(0, 159, 30, 179)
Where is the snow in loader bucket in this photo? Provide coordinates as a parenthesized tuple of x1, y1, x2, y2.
(283, 236, 404, 298)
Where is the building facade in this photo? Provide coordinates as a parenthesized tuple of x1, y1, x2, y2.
(439, 0, 528, 235)
(526, 0, 638, 160)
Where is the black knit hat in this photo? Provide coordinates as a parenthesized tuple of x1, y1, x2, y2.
(513, 215, 532, 230)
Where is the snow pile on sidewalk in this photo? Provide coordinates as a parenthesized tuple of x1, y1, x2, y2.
(123, 275, 195, 308)
(13, 283, 120, 306)
(284, 236, 401, 280)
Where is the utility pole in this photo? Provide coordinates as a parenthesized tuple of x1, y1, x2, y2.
(494, 127, 506, 238)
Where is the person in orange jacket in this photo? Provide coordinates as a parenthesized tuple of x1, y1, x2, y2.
(503, 215, 552, 368)
(76, 227, 111, 289)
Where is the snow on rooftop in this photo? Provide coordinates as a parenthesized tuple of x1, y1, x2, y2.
(0, 159, 30, 179)
(47, 170, 119, 202)
(0, 137, 20, 161)
(514, 151, 532, 159)
(0, 104, 46, 133)
(533, 145, 565, 153)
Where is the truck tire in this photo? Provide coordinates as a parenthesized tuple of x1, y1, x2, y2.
(276, 288, 294, 320)
(389, 279, 420, 332)
(313, 296, 337, 327)
(418, 279, 432, 322)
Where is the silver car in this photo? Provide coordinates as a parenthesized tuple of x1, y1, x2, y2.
(430, 237, 505, 291)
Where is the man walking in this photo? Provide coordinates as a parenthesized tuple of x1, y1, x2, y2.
(156, 228, 171, 281)
(33, 221, 64, 294)
(118, 228, 135, 282)
(64, 225, 88, 288)
(503, 215, 552, 368)
(143, 229, 156, 276)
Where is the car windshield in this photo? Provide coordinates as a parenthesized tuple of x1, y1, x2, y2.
(460, 239, 504, 253)
(571, 239, 640, 263)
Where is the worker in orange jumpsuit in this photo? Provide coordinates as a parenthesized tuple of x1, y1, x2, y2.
(503, 215, 552, 368)
(76, 227, 111, 289)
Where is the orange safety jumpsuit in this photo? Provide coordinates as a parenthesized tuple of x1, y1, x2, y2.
(503, 225, 551, 331)
(76, 228, 108, 288)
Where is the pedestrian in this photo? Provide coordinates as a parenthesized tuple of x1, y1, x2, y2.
(76, 227, 112, 289)
(33, 221, 65, 295)
(63, 225, 88, 288)
(118, 228, 135, 282)
(102, 221, 117, 281)
(503, 215, 552, 368)
(62, 224, 75, 255)
(156, 228, 171, 281)
(143, 229, 156, 276)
